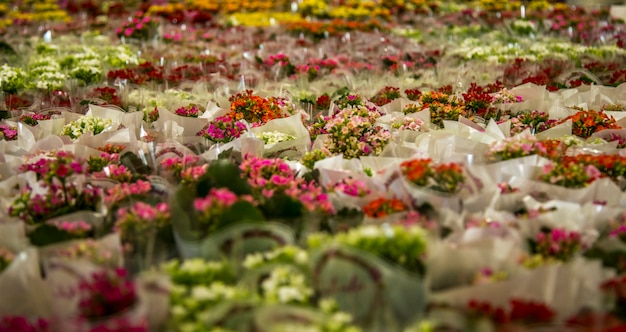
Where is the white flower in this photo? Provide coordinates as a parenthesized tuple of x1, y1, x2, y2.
(191, 285, 215, 301)
(256, 131, 296, 145)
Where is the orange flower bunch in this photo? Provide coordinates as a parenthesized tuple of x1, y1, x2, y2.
(226, 90, 286, 125)
(284, 19, 387, 41)
(362, 197, 407, 218)
(562, 154, 626, 184)
(401, 158, 466, 193)
(564, 109, 621, 139)
(417, 91, 467, 128)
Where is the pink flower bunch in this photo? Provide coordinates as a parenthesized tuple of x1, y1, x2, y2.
(79, 268, 137, 320)
(88, 152, 122, 173)
(491, 88, 523, 104)
(20, 151, 85, 185)
(323, 106, 391, 159)
(143, 107, 159, 123)
(240, 155, 333, 214)
(0, 316, 49, 332)
(173, 104, 202, 118)
(390, 116, 424, 131)
(92, 164, 134, 183)
(0, 123, 17, 141)
(263, 53, 290, 67)
(160, 155, 201, 175)
(50, 220, 93, 238)
(196, 115, 247, 143)
(19, 113, 53, 127)
(330, 177, 371, 197)
(507, 110, 558, 135)
(538, 160, 602, 188)
(0, 247, 14, 272)
(294, 58, 338, 81)
(54, 240, 114, 266)
(193, 188, 245, 232)
(180, 164, 208, 184)
(114, 202, 170, 243)
(534, 228, 584, 262)
(115, 13, 156, 40)
(487, 133, 547, 161)
(105, 180, 152, 205)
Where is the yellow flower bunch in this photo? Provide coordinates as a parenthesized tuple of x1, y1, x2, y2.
(299, 0, 329, 17)
(7, 0, 71, 23)
(221, 0, 289, 14)
(147, 3, 187, 16)
(476, 0, 521, 12)
(328, 4, 390, 20)
(527, 0, 551, 11)
(187, 0, 220, 13)
(229, 12, 303, 27)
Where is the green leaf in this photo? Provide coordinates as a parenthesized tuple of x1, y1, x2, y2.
(219, 201, 265, 229)
(261, 193, 304, 220)
(206, 159, 251, 195)
(27, 224, 77, 247)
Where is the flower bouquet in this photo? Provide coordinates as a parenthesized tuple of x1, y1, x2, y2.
(249, 113, 311, 157)
(307, 225, 428, 329)
(397, 158, 467, 213)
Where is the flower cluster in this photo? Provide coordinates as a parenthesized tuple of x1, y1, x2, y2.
(390, 116, 424, 131)
(0, 316, 49, 332)
(78, 268, 137, 320)
(370, 86, 401, 106)
(196, 115, 247, 143)
(11, 151, 100, 224)
(564, 109, 621, 139)
(115, 13, 156, 40)
(256, 131, 295, 145)
(50, 220, 93, 238)
(0, 64, 27, 94)
(329, 177, 371, 198)
(85, 87, 125, 109)
(323, 106, 391, 159)
(61, 116, 113, 140)
(401, 158, 466, 193)
(159, 155, 202, 182)
(243, 245, 309, 270)
(487, 134, 549, 161)
(193, 188, 241, 234)
(538, 160, 602, 188)
(0, 247, 14, 273)
(261, 266, 314, 305)
(561, 154, 626, 185)
(465, 298, 555, 327)
(239, 155, 334, 215)
(531, 228, 584, 262)
(114, 202, 171, 247)
(19, 113, 54, 127)
(174, 104, 202, 118)
(491, 88, 523, 104)
(508, 110, 558, 135)
(0, 123, 17, 141)
(420, 90, 467, 127)
(227, 90, 286, 125)
(104, 180, 153, 206)
(362, 197, 407, 219)
(52, 240, 115, 266)
(301, 149, 330, 170)
(473, 267, 508, 285)
(308, 224, 428, 275)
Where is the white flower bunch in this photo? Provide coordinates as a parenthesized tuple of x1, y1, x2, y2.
(29, 57, 67, 90)
(256, 131, 296, 145)
(260, 266, 313, 304)
(0, 64, 26, 93)
(36, 71, 68, 91)
(243, 245, 309, 270)
(61, 115, 113, 140)
(105, 45, 139, 68)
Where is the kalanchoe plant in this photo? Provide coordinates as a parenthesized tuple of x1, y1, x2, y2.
(328, 177, 371, 198)
(19, 113, 54, 127)
(114, 202, 171, 251)
(61, 116, 113, 140)
(526, 228, 585, 264)
(78, 268, 138, 320)
(0, 123, 17, 141)
(486, 134, 553, 161)
(256, 131, 295, 145)
(507, 110, 558, 135)
(174, 104, 203, 118)
(227, 90, 286, 125)
(401, 158, 466, 193)
(193, 188, 251, 234)
(0, 316, 49, 332)
(308, 224, 428, 276)
(301, 149, 330, 170)
(362, 197, 407, 219)
(538, 159, 602, 188)
(197, 115, 247, 143)
(370, 86, 401, 106)
(564, 109, 621, 139)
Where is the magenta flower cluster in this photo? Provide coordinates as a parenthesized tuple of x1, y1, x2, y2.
(534, 228, 584, 262)
(174, 104, 202, 118)
(105, 180, 152, 205)
(114, 202, 171, 243)
(193, 188, 249, 233)
(78, 268, 137, 320)
(0, 316, 49, 332)
(196, 115, 247, 143)
(239, 155, 334, 214)
(0, 123, 17, 141)
(330, 177, 371, 197)
(115, 13, 155, 40)
(51, 220, 93, 237)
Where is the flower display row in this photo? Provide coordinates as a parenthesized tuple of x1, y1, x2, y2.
(4, 1, 626, 332)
